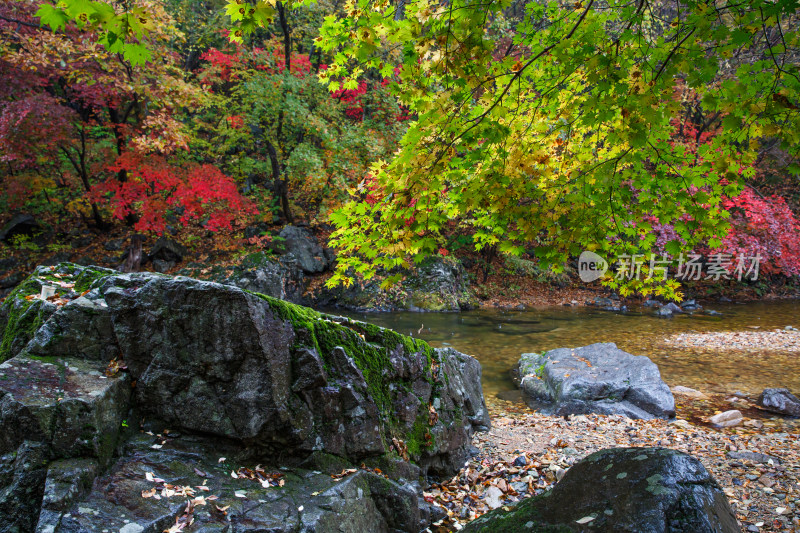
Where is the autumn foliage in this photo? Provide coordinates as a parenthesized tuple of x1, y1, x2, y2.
(720, 189, 800, 277)
(91, 153, 257, 234)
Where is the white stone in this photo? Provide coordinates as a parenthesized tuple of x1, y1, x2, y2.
(709, 410, 743, 428)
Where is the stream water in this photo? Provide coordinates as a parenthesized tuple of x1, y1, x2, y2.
(335, 300, 800, 400)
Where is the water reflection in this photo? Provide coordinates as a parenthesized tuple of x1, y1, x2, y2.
(332, 300, 800, 399)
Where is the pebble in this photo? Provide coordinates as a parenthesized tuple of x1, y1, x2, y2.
(484, 486, 504, 509)
(511, 482, 528, 493)
(671, 386, 709, 399)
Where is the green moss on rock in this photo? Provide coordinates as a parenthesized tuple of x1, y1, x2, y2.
(0, 264, 117, 363)
(251, 292, 442, 458)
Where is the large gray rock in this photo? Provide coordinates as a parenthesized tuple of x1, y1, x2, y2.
(312, 256, 478, 312)
(278, 225, 333, 274)
(6, 264, 488, 472)
(99, 274, 487, 469)
(462, 447, 740, 533)
(229, 252, 306, 302)
(0, 263, 490, 532)
(758, 388, 800, 417)
(518, 343, 675, 419)
(178, 252, 306, 304)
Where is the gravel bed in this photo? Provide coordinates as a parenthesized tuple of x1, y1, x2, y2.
(665, 329, 800, 352)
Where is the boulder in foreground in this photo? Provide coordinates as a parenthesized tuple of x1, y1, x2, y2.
(462, 447, 740, 533)
(518, 343, 675, 419)
(0, 263, 490, 533)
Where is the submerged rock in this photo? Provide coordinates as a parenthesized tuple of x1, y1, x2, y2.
(0, 263, 490, 532)
(671, 386, 709, 400)
(462, 447, 740, 533)
(656, 302, 682, 317)
(681, 299, 702, 311)
(709, 410, 743, 428)
(518, 343, 675, 419)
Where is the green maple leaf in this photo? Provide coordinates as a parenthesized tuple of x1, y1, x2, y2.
(36, 4, 70, 31)
(122, 42, 151, 66)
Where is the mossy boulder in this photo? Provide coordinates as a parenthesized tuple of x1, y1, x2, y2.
(2, 263, 488, 472)
(462, 447, 739, 533)
(0, 263, 490, 533)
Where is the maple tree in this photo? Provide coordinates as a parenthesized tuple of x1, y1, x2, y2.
(309, 0, 800, 296)
(719, 188, 800, 277)
(1, 0, 255, 236)
(187, 22, 407, 224)
(90, 152, 257, 234)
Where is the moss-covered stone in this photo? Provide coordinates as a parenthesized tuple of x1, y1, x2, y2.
(0, 263, 490, 533)
(0, 280, 54, 363)
(3, 263, 488, 479)
(252, 292, 442, 459)
(462, 448, 739, 533)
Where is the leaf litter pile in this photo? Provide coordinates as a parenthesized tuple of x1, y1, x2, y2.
(424, 398, 800, 533)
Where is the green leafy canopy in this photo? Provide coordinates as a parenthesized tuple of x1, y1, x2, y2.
(36, 0, 800, 299)
(311, 0, 800, 298)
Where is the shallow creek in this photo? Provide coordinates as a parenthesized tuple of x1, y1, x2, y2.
(335, 300, 800, 400)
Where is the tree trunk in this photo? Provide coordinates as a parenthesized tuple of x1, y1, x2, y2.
(277, 2, 291, 73)
(120, 234, 144, 273)
(266, 140, 293, 224)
